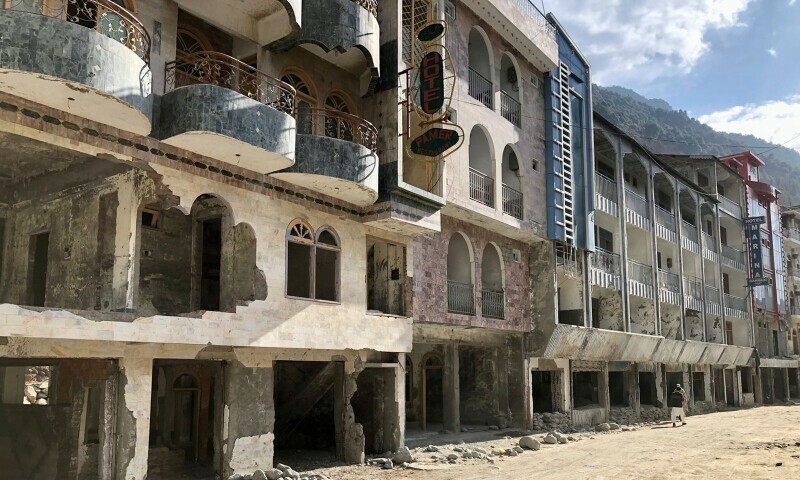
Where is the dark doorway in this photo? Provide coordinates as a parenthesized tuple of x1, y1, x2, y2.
(422, 355, 443, 430)
(692, 372, 705, 401)
(666, 372, 683, 398)
(28, 232, 50, 306)
(789, 368, 799, 399)
(724, 370, 736, 406)
(774, 369, 788, 402)
(572, 371, 600, 408)
(200, 218, 222, 311)
(531, 371, 554, 413)
(713, 369, 725, 404)
(608, 371, 628, 407)
(639, 372, 657, 406)
(761, 370, 773, 404)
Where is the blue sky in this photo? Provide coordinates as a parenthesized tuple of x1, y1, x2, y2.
(546, 0, 800, 151)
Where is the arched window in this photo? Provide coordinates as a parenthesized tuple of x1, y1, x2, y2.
(481, 244, 504, 319)
(499, 54, 521, 126)
(501, 145, 522, 219)
(469, 126, 494, 207)
(173, 374, 198, 389)
(447, 233, 475, 315)
(281, 69, 317, 134)
(468, 27, 493, 108)
(286, 222, 340, 302)
(324, 92, 355, 141)
(176, 27, 210, 58)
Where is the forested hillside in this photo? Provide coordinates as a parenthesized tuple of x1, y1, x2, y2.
(593, 85, 800, 205)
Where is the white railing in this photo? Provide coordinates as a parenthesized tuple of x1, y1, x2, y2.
(658, 269, 680, 293)
(705, 285, 721, 304)
(500, 91, 521, 127)
(655, 206, 676, 232)
(718, 195, 742, 218)
(725, 294, 747, 312)
(627, 259, 654, 286)
(482, 290, 505, 319)
(625, 189, 649, 219)
(468, 67, 493, 109)
(721, 245, 744, 265)
(702, 232, 717, 252)
(681, 221, 698, 243)
(595, 173, 618, 203)
(592, 248, 620, 275)
(447, 281, 475, 315)
(469, 168, 494, 207)
(513, 0, 557, 40)
(684, 276, 703, 300)
(502, 184, 523, 219)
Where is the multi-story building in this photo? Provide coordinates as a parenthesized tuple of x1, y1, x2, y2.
(781, 205, 800, 359)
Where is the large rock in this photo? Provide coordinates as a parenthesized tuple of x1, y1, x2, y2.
(264, 469, 283, 480)
(609, 422, 620, 430)
(543, 434, 558, 444)
(392, 446, 414, 464)
(24, 385, 37, 403)
(251, 471, 267, 480)
(595, 423, 611, 432)
(519, 436, 541, 450)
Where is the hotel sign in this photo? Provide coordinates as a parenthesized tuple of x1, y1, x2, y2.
(746, 216, 770, 287)
(410, 127, 460, 157)
(419, 52, 444, 115)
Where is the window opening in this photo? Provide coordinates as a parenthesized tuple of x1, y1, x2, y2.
(286, 222, 340, 302)
(28, 232, 50, 307)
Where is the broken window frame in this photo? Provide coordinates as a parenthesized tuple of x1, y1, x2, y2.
(285, 221, 341, 303)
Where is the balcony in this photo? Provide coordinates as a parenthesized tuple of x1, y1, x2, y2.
(627, 259, 655, 299)
(448, 281, 475, 315)
(701, 232, 718, 261)
(502, 184, 523, 219)
(595, 173, 619, 216)
(718, 195, 742, 218)
(469, 168, 494, 207)
(724, 293, 749, 319)
(590, 248, 621, 290)
(705, 285, 723, 316)
(785, 228, 800, 244)
(655, 206, 677, 243)
(684, 275, 703, 311)
(482, 290, 505, 319)
(658, 269, 681, 305)
(721, 245, 746, 271)
(681, 221, 700, 254)
(158, 52, 297, 175)
(625, 189, 650, 230)
(460, 0, 557, 71)
(273, 107, 379, 206)
(468, 68, 494, 109)
(500, 91, 521, 127)
(0, 0, 153, 134)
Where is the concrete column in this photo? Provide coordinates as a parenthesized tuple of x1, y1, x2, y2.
(600, 362, 610, 421)
(335, 359, 365, 464)
(115, 356, 153, 480)
(388, 356, 406, 451)
(112, 179, 142, 311)
(442, 343, 460, 432)
(222, 361, 275, 477)
(783, 368, 791, 402)
(630, 363, 641, 418)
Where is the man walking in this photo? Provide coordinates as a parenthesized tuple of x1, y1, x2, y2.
(670, 384, 687, 427)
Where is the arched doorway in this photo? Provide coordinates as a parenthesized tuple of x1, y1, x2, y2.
(468, 27, 493, 108)
(481, 243, 504, 319)
(468, 126, 494, 207)
(447, 232, 475, 314)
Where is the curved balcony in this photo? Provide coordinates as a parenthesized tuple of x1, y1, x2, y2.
(0, 0, 153, 134)
(272, 107, 379, 206)
(157, 52, 296, 175)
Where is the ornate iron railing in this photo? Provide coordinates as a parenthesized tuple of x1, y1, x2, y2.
(655, 205, 676, 232)
(721, 244, 744, 265)
(658, 269, 680, 293)
(482, 290, 504, 319)
(702, 232, 717, 252)
(627, 259, 654, 285)
(725, 294, 747, 312)
(447, 280, 475, 315)
(592, 248, 620, 275)
(469, 168, 494, 207)
(2, 0, 151, 63)
(166, 51, 296, 114)
(683, 276, 703, 300)
(625, 188, 649, 219)
(500, 91, 521, 127)
(293, 107, 378, 151)
(502, 184, 523, 219)
(681, 220, 698, 243)
(705, 285, 721, 304)
(513, 0, 557, 40)
(595, 173, 617, 203)
(718, 194, 742, 218)
(352, 0, 377, 17)
(468, 67, 493, 109)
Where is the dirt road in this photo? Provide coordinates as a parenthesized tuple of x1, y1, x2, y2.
(316, 406, 800, 479)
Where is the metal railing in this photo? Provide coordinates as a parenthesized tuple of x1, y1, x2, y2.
(718, 195, 742, 218)
(513, 0, 557, 40)
(592, 248, 621, 275)
(3, 0, 151, 63)
(595, 173, 617, 203)
(352, 0, 377, 17)
(500, 91, 521, 127)
(683, 276, 703, 300)
(468, 67, 494, 109)
(447, 281, 475, 315)
(721, 244, 744, 265)
(725, 294, 747, 312)
(705, 285, 721, 304)
(627, 259, 654, 285)
(469, 168, 494, 207)
(502, 184, 523, 219)
(655, 206, 676, 232)
(658, 269, 680, 293)
(701, 232, 717, 252)
(166, 51, 296, 114)
(681, 221, 698, 243)
(625, 188, 649, 219)
(481, 290, 505, 319)
(292, 107, 378, 151)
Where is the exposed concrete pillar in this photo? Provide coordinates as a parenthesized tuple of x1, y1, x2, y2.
(600, 362, 610, 421)
(112, 178, 142, 311)
(335, 358, 365, 464)
(783, 368, 791, 402)
(442, 343, 460, 432)
(115, 356, 153, 480)
(222, 360, 275, 477)
(629, 364, 641, 417)
(385, 358, 405, 451)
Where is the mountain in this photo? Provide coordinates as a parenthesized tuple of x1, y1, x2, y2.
(592, 85, 800, 205)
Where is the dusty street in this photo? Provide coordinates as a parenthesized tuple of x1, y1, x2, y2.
(314, 406, 800, 480)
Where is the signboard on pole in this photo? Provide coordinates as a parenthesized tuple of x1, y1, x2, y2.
(746, 216, 769, 287)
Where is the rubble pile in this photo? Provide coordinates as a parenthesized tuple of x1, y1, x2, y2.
(640, 406, 669, 422)
(531, 412, 572, 431)
(609, 407, 638, 425)
(233, 464, 331, 480)
(23, 380, 49, 405)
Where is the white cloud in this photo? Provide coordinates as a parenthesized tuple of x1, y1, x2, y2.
(790, 0, 797, 6)
(768, 47, 778, 56)
(699, 96, 800, 153)
(548, 0, 752, 86)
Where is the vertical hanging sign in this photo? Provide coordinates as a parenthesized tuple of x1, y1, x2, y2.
(746, 216, 770, 287)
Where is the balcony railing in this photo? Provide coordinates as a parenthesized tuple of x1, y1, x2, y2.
(513, 0, 557, 40)
(658, 269, 680, 293)
(721, 245, 744, 265)
(705, 285, 721, 304)
(592, 248, 621, 275)
(625, 189, 649, 219)
(655, 206, 676, 232)
(3, 0, 151, 63)
(718, 195, 742, 218)
(166, 51, 296, 114)
(292, 107, 377, 151)
(595, 173, 618, 203)
(352, 0, 377, 17)
(627, 259, 654, 285)
(681, 221, 698, 243)
(725, 294, 747, 312)
(468, 67, 494, 109)
(469, 168, 494, 207)
(702, 232, 717, 252)
(684, 276, 703, 300)
(502, 184, 523, 219)
(500, 91, 521, 127)
(481, 290, 505, 319)
(447, 281, 475, 315)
